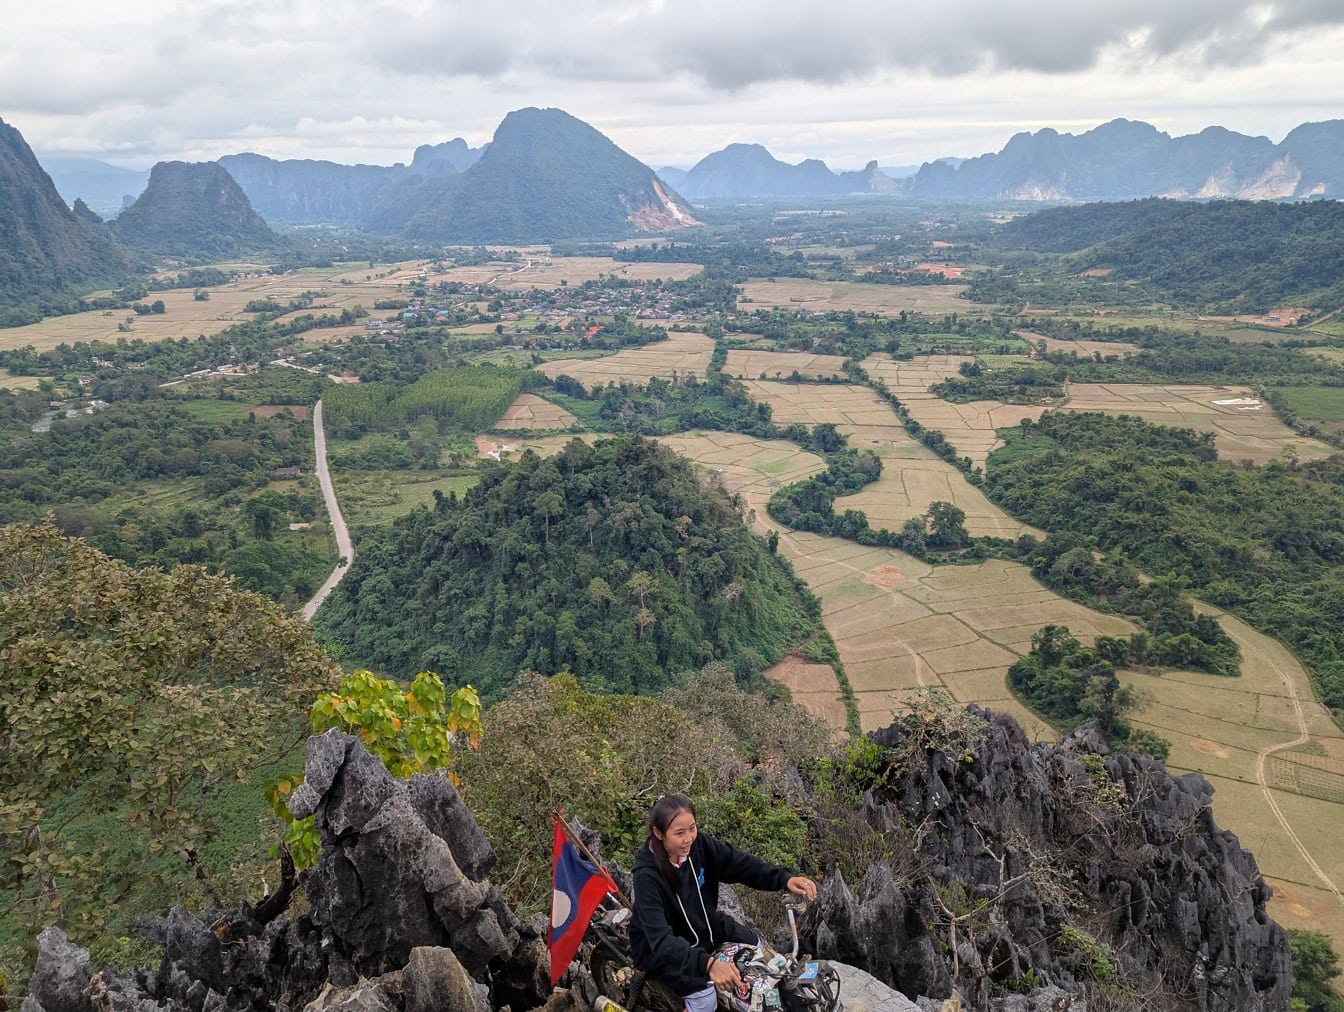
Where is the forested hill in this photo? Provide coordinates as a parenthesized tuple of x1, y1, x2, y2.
(0, 117, 133, 326)
(113, 160, 284, 260)
(314, 436, 821, 698)
(994, 198, 1344, 312)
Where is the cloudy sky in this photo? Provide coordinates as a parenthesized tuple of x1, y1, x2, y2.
(5, 0, 1343, 171)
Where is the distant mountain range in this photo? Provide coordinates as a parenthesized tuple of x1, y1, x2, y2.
(38, 157, 150, 219)
(905, 119, 1343, 201)
(219, 107, 697, 241)
(33, 115, 1344, 242)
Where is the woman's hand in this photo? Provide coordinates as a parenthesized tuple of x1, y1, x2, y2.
(786, 875, 817, 901)
(708, 956, 742, 992)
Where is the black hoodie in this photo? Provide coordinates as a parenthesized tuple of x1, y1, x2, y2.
(629, 832, 792, 995)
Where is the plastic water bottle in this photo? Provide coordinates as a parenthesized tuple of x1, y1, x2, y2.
(595, 998, 631, 1012)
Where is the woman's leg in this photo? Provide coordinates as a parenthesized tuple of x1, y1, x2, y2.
(683, 984, 718, 1012)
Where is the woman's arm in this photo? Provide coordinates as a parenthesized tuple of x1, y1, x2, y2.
(699, 834, 792, 892)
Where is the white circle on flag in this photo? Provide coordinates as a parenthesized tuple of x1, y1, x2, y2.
(552, 889, 572, 928)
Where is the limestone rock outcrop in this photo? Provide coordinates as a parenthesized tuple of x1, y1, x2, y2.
(799, 708, 1289, 1011)
(22, 713, 1291, 1011)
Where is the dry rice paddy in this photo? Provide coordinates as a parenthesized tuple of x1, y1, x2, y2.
(740, 379, 1037, 539)
(1119, 608, 1344, 941)
(438, 256, 702, 289)
(1032, 335, 1141, 357)
(724, 349, 850, 381)
(656, 431, 1124, 734)
(536, 331, 714, 386)
(0, 369, 43, 390)
(862, 355, 1332, 468)
(737, 279, 974, 317)
(0, 261, 439, 351)
(1062, 383, 1334, 464)
(493, 393, 580, 431)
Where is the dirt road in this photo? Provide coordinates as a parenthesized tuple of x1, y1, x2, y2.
(302, 399, 354, 621)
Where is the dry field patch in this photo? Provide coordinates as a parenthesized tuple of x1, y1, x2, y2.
(739, 379, 1038, 538)
(725, 350, 850, 380)
(762, 656, 850, 730)
(861, 354, 974, 400)
(439, 256, 701, 289)
(0, 369, 43, 389)
(536, 331, 714, 386)
(494, 393, 580, 430)
(737, 279, 974, 317)
(473, 433, 596, 460)
(1034, 336, 1141, 357)
(1061, 383, 1333, 464)
(1, 261, 440, 352)
(252, 404, 310, 420)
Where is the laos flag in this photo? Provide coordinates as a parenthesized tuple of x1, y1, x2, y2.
(548, 818, 616, 986)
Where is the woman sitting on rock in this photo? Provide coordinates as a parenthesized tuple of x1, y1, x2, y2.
(629, 793, 817, 1012)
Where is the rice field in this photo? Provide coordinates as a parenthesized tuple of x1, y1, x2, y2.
(0, 369, 43, 390)
(493, 393, 581, 431)
(0, 261, 438, 351)
(737, 279, 976, 317)
(1118, 608, 1344, 942)
(1032, 336, 1141, 357)
(1271, 386, 1344, 435)
(1062, 383, 1334, 464)
(724, 349, 850, 381)
(740, 379, 1038, 539)
(536, 331, 714, 386)
(437, 256, 702, 289)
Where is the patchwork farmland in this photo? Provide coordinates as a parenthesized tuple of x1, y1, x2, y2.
(536, 330, 714, 386)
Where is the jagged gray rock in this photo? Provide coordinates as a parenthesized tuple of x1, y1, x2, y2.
(829, 960, 921, 1011)
(26, 927, 93, 1012)
(295, 729, 520, 974)
(23, 713, 1291, 1012)
(403, 946, 489, 1012)
(24, 734, 548, 1011)
(800, 707, 1289, 1011)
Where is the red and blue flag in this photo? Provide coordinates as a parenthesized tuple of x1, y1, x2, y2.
(548, 818, 616, 986)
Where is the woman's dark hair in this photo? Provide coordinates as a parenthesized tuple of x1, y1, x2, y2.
(647, 794, 696, 888)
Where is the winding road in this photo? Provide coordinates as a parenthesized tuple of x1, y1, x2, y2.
(302, 399, 354, 622)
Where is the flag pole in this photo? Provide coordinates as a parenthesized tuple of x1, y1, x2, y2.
(553, 810, 633, 911)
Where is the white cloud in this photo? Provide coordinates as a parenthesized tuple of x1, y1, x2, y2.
(3, 0, 1342, 170)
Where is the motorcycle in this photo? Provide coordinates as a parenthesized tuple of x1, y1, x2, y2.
(586, 893, 843, 1012)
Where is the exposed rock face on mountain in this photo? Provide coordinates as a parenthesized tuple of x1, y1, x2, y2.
(113, 160, 282, 260)
(401, 107, 699, 243)
(37, 155, 150, 218)
(906, 117, 1344, 200)
(0, 118, 132, 324)
(22, 709, 1290, 1012)
(218, 152, 406, 227)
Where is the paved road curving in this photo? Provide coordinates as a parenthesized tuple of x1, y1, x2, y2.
(302, 399, 354, 622)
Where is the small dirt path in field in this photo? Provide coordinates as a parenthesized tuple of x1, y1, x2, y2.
(302, 399, 354, 621)
(1236, 622, 1343, 900)
(487, 258, 533, 285)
